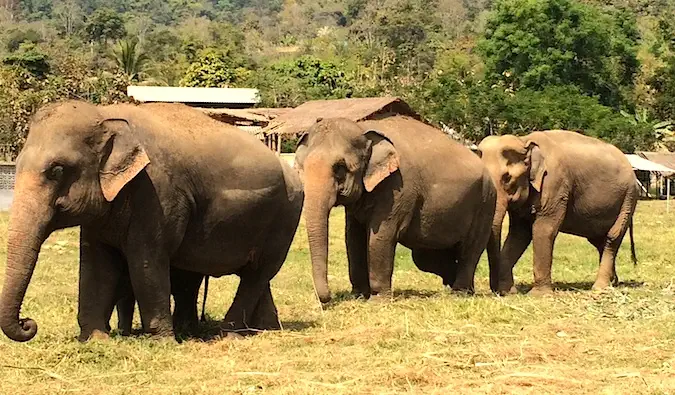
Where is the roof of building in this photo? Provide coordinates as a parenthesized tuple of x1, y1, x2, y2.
(637, 151, 675, 173)
(626, 154, 675, 173)
(198, 107, 292, 123)
(127, 86, 260, 105)
(262, 97, 420, 135)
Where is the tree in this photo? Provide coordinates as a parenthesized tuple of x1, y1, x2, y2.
(479, 0, 640, 108)
(84, 7, 126, 43)
(111, 37, 148, 81)
(252, 55, 352, 107)
(53, 0, 83, 37)
(180, 48, 251, 88)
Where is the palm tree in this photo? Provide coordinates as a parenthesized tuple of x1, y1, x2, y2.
(111, 37, 148, 81)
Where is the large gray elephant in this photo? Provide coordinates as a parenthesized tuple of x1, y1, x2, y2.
(295, 116, 499, 303)
(477, 130, 638, 295)
(0, 100, 304, 342)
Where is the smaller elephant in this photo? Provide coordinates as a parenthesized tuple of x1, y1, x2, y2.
(108, 267, 208, 337)
(477, 130, 638, 295)
(295, 116, 498, 302)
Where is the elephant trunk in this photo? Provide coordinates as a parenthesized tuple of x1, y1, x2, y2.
(488, 198, 507, 292)
(303, 162, 337, 304)
(1, 174, 51, 342)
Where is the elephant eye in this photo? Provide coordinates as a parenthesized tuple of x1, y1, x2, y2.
(46, 164, 65, 181)
(334, 162, 348, 182)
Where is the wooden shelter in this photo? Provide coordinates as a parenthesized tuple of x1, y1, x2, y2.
(261, 97, 421, 153)
(636, 151, 675, 200)
(197, 108, 291, 140)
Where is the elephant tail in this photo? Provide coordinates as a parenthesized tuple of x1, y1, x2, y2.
(629, 218, 637, 266)
(200, 276, 209, 322)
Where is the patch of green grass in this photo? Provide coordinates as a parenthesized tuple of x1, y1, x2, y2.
(0, 201, 674, 394)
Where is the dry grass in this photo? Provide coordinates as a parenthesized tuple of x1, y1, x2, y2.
(0, 201, 674, 394)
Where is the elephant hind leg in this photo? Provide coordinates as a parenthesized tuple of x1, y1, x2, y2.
(249, 283, 281, 330)
(171, 268, 204, 337)
(587, 236, 618, 287)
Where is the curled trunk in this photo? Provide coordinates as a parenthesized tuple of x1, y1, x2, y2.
(0, 176, 51, 342)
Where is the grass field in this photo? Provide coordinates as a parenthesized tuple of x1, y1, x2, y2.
(0, 201, 674, 394)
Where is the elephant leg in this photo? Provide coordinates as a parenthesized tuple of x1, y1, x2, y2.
(125, 249, 173, 337)
(412, 248, 458, 287)
(249, 283, 281, 330)
(499, 216, 533, 294)
(367, 223, 398, 299)
(593, 217, 632, 291)
(78, 228, 124, 342)
(346, 213, 369, 298)
(588, 236, 618, 286)
(530, 212, 564, 295)
(454, 212, 494, 293)
(171, 268, 204, 336)
(114, 269, 136, 336)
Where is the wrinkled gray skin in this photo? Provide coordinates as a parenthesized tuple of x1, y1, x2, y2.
(111, 268, 206, 336)
(0, 100, 304, 342)
(477, 131, 638, 295)
(295, 116, 498, 303)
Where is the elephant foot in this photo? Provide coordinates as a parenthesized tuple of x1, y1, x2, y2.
(445, 284, 474, 296)
(219, 330, 246, 340)
(368, 292, 393, 303)
(591, 279, 613, 292)
(497, 285, 518, 296)
(78, 328, 110, 342)
(528, 285, 553, 296)
(350, 288, 370, 300)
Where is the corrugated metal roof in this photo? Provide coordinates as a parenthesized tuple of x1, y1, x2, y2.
(262, 97, 420, 135)
(127, 86, 260, 104)
(626, 154, 675, 173)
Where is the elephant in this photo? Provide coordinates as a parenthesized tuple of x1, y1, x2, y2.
(476, 130, 638, 295)
(110, 268, 208, 337)
(294, 116, 499, 303)
(0, 100, 304, 342)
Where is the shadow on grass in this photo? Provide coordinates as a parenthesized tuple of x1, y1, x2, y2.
(514, 280, 645, 293)
(118, 317, 318, 343)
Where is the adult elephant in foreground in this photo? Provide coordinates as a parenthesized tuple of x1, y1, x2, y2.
(477, 130, 638, 296)
(0, 100, 304, 342)
(295, 116, 499, 303)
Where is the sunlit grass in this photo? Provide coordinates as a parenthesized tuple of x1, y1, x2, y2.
(0, 201, 673, 394)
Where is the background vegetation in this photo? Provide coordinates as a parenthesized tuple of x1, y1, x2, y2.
(1, 0, 675, 154)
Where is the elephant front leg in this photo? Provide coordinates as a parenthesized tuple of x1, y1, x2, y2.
(346, 214, 369, 298)
(124, 242, 173, 337)
(498, 217, 533, 294)
(367, 224, 398, 300)
(530, 214, 563, 295)
(78, 230, 124, 342)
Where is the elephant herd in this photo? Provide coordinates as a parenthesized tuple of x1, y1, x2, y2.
(0, 100, 638, 343)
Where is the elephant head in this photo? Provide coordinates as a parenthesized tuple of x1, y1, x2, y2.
(476, 134, 547, 247)
(294, 118, 399, 303)
(1, 100, 149, 342)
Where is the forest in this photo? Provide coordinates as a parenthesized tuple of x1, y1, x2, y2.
(1, 0, 675, 156)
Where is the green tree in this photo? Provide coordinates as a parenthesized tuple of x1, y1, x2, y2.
(180, 48, 251, 87)
(84, 7, 126, 43)
(479, 0, 640, 108)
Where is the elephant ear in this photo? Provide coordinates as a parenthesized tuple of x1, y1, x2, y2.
(294, 132, 309, 171)
(525, 140, 546, 192)
(98, 118, 150, 202)
(363, 130, 400, 192)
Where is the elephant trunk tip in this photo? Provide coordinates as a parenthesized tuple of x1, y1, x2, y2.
(2, 317, 38, 342)
(315, 286, 332, 304)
